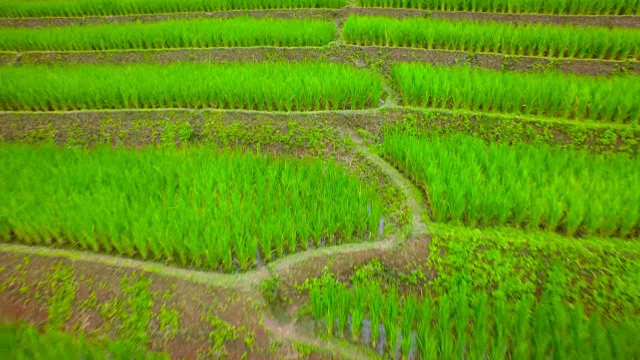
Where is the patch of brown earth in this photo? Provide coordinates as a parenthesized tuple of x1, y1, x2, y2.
(0, 251, 277, 359)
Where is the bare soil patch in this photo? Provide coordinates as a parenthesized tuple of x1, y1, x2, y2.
(10, 45, 637, 77)
(0, 251, 276, 359)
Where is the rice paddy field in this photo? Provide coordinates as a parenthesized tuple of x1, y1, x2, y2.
(0, 1, 638, 359)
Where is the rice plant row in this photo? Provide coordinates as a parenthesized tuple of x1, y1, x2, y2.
(0, 0, 346, 18)
(392, 63, 640, 124)
(0, 18, 336, 52)
(307, 271, 640, 360)
(2, 321, 169, 360)
(0, 62, 383, 112)
(379, 132, 640, 237)
(343, 16, 640, 61)
(356, 0, 639, 15)
(0, 144, 385, 271)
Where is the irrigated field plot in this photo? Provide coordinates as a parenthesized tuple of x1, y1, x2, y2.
(0, 0, 638, 358)
(0, 62, 383, 111)
(380, 131, 640, 236)
(0, 144, 385, 271)
(0, 18, 337, 51)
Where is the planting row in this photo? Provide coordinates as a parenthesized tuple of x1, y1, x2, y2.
(305, 268, 640, 360)
(0, 62, 383, 111)
(343, 17, 640, 61)
(0, 18, 336, 51)
(3, 321, 168, 359)
(0, 144, 385, 271)
(3, 62, 639, 125)
(380, 131, 640, 237)
(357, 0, 640, 15)
(0, 0, 346, 18)
(392, 64, 640, 124)
(2, 16, 639, 62)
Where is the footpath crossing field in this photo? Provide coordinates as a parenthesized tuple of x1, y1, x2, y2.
(0, 0, 639, 358)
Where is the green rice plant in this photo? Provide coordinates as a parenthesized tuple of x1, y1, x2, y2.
(513, 294, 534, 359)
(1, 321, 168, 360)
(368, 282, 383, 348)
(454, 279, 469, 359)
(391, 63, 640, 124)
(343, 16, 640, 60)
(336, 288, 352, 338)
(491, 292, 508, 360)
(355, 0, 639, 15)
(400, 295, 417, 359)
(471, 293, 489, 359)
(416, 298, 437, 359)
(0, 18, 337, 52)
(306, 267, 640, 360)
(0, 62, 383, 112)
(0, 144, 385, 271)
(350, 285, 367, 342)
(383, 285, 401, 357)
(0, 0, 347, 18)
(380, 131, 640, 236)
(437, 294, 454, 358)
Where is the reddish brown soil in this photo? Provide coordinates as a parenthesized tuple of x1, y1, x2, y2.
(10, 45, 636, 77)
(0, 252, 277, 359)
(1, 108, 638, 156)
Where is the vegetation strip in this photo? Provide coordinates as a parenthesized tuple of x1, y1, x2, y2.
(0, 62, 384, 111)
(357, 0, 640, 15)
(305, 257, 640, 359)
(343, 16, 640, 60)
(392, 63, 640, 124)
(0, 18, 337, 52)
(0, 144, 386, 271)
(380, 132, 640, 237)
(0, 0, 347, 18)
(2, 321, 169, 359)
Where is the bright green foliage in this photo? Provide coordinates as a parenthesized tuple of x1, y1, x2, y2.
(0, 321, 168, 360)
(392, 64, 640, 124)
(306, 267, 640, 360)
(0, 18, 336, 52)
(0, 62, 383, 111)
(0, 0, 346, 18)
(380, 132, 640, 236)
(356, 0, 639, 15)
(343, 16, 640, 60)
(0, 144, 384, 271)
(428, 224, 640, 318)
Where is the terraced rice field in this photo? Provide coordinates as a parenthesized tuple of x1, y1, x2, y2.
(0, 0, 638, 358)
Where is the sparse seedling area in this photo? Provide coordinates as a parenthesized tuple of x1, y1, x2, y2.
(0, 0, 638, 358)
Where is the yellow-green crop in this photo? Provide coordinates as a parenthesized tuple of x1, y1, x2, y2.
(356, 0, 639, 15)
(0, 18, 337, 52)
(0, 62, 384, 111)
(392, 63, 640, 124)
(1, 321, 168, 360)
(307, 261, 640, 359)
(0, 144, 385, 271)
(0, 0, 347, 18)
(344, 16, 640, 61)
(380, 131, 640, 237)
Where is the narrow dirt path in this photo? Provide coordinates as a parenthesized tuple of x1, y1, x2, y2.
(347, 129, 429, 237)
